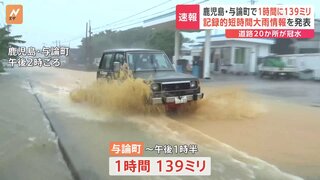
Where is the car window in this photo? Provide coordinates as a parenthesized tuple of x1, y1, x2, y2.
(127, 52, 173, 71)
(154, 54, 171, 69)
(100, 53, 113, 70)
(127, 54, 134, 68)
(114, 53, 125, 64)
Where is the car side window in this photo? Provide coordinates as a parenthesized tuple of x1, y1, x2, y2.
(114, 53, 125, 64)
(110, 52, 125, 70)
(99, 53, 113, 70)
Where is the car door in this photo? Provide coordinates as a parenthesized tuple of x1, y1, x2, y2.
(97, 52, 114, 79)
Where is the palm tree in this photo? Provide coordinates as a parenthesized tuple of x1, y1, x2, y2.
(0, 25, 25, 72)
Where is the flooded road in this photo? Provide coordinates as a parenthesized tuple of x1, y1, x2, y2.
(2, 67, 320, 180)
(0, 71, 72, 180)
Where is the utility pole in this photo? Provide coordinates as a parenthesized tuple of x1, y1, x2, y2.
(88, 20, 92, 66)
(84, 20, 93, 66)
(85, 22, 88, 64)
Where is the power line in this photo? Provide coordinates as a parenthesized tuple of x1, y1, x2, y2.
(61, 0, 208, 45)
(100, 0, 198, 31)
(60, 35, 84, 44)
(110, 21, 142, 31)
(140, 0, 197, 18)
(92, 0, 172, 31)
(112, 0, 207, 29)
(93, 0, 204, 33)
(61, 0, 173, 44)
(126, 0, 207, 24)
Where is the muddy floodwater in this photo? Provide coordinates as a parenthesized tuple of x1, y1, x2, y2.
(3, 67, 320, 180)
(69, 74, 264, 120)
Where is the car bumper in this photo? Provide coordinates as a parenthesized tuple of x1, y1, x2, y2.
(151, 93, 204, 105)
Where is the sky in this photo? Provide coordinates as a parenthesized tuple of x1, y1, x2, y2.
(3, 0, 320, 48)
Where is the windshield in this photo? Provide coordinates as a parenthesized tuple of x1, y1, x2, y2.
(127, 52, 174, 71)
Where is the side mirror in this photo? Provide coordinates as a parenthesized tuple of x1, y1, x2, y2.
(113, 62, 120, 72)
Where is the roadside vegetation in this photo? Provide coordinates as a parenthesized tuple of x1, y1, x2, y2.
(0, 25, 25, 72)
(78, 27, 192, 65)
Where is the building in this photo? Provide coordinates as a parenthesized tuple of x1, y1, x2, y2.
(292, 19, 320, 54)
(137, 3, 318, 78)
(142, 5, 213, 78)
(191, 35, 274, 74)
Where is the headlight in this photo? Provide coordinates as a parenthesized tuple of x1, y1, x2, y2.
(151, 83, 160, 91)
(190, 81, 197, 88)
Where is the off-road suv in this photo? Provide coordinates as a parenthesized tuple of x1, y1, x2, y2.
(97, 49, 204, 105)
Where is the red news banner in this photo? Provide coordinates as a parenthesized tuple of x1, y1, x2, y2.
(176, 5, 314, 38)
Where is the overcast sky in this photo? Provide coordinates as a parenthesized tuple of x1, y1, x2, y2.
(3, 0, 320, 48)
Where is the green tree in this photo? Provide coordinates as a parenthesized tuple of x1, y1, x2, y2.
(0, 25, 25, 72)
(78, 27, 153, 64)
(78, 28, 187, 65)
(146, 30, 183, 60)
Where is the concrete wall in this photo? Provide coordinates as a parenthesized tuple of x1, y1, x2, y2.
(258, 45, 270, 57)
(225, 41, 271, 73)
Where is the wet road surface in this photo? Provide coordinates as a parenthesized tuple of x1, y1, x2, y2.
(2, 67, 320, 180)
